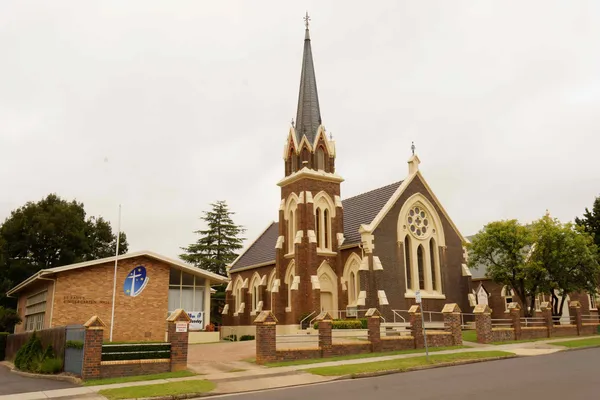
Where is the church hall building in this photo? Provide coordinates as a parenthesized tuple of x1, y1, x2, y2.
(7, 251, 227, 342)
(223, 20, 473, 335)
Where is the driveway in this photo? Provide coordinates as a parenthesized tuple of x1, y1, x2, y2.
(0, 364, 77, 395)
(187, 340, 259, 375)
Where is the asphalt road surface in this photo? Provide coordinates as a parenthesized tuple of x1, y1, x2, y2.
(223, 348, 600, 400)
(0, 364, 77, 395)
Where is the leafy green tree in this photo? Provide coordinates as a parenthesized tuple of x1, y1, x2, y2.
(180, 200, 246, 276)
(576, 195, 600, 248)
(530, 215, 600, 316)
(466, 220, 542, 316)
(0, 194, 127, 307)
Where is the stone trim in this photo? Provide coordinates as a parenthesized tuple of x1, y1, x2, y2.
(101, 359, 169, 366)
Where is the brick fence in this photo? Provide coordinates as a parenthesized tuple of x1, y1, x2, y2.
(81, 309, 190, 380)
(254, 304, 463, 365)
(473, 300, 600, 344)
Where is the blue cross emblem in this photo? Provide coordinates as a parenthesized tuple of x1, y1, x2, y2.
(123, 266, 149, 297)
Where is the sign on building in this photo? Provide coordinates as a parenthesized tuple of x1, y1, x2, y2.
(187, 311, 204, 330)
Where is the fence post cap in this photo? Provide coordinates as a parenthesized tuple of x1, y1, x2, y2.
(473, 304, 492, 314)
(507, 302, 521, 311)
(167, 309, 191, 322)
(568, 300, 582, 309)
(441, 303, 461, 314)
(314, 311, 333, 322)
(254, 310, 278, 324)
(408, 304, 421, 314)
(365, 308, 382, 317)
(84, 315, 107, 329)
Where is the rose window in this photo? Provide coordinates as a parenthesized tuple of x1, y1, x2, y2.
(407, 205, 430, 238)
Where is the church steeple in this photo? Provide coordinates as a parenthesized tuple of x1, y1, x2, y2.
(294, 12, 322, 144)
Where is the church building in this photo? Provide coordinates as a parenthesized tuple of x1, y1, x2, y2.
(223, 19, 473, 335)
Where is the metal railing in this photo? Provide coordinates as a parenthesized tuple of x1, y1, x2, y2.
(491, 318, 513, 328)
(581, 315, 600, 323)
(461, 313, 476, 329)
(392, 310, 406, 323)
(300, 311, 316, 329)
(391, 309, 444, 324)
(520, 317, 545, 327)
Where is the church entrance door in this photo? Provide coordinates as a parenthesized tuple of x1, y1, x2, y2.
(318, 262, 338, 318)
(320, 292, 334, 315)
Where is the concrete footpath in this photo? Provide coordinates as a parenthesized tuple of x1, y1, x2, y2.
(1, 336, 594, 400)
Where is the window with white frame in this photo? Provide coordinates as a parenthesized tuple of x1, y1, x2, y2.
(589, 293, 598, 310)
(285, 196, 298, 255)
(285, 262, 295, 311)
(501, 286, 514, 312)
(316, 147, 326, 171)
(344, 256, 361, 306)
(232, 277, 244, 314)
(400, 199, 443, 296)
(250, 275, 261, 313)
(25, 290, 47, 332)
(314, 193, 334, 252)
(168, 269, 205, 314)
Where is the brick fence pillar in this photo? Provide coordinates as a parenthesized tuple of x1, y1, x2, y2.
(409, 305, 424, 349)
(442, 303, 463, 346)
(540, 302, 553, 338)
(473, 304, 493, 344)
(508, 302, 521, 340)
(569, 301, 582, 335)
(315, 311, 333, 358)
(366, 308, 382, 353)
(254, 311, 278, 365)
(167, 309, 191, 372)
(81, 316, 106, 380)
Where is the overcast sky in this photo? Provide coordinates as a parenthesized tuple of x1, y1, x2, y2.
(1, 1, 599, 260)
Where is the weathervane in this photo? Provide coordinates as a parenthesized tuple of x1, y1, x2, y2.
(411, 141, 416, 155)
(304, 12, 311, 29)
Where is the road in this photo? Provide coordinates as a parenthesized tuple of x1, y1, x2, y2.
(0, 364, 77, 395)
(217, 348, 600, 399)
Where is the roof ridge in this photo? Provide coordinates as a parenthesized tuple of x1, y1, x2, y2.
(342, 180, 404, 202)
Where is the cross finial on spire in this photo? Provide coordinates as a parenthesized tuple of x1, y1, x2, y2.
(291, 118, 295, 127)
(329, 132, 333, 140)
(411, 141, 416, 155)
(304, 12, 311, 29)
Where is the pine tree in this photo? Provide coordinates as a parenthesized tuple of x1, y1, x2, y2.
(180, 200, 246, 277)
(576, 196, 600, 248)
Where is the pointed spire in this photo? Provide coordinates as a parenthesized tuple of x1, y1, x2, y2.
(295, 12, 322, 144)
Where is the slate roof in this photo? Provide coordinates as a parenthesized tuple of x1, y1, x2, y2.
(230, 181, 403, 272)
(294, 27, 322, 144)
(465, 234, 488, 279)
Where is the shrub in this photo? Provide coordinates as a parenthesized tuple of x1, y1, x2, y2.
(0, 332, 9, 361)
(66, 340, 84, 349)
(38, 357, 63, 374)
(359, 318, 368, 329)
(239, 335, 255, 341)
(15, 331, 43, 371)
(14, 332, 62, 374)
(313, 319, 364, 330)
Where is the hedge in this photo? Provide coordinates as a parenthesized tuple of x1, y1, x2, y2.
(101, 343, 171, 361)
(313, 319, 364, 330)
(66, 340, 84, 350)
(0, 332, 9, 361)
(240, 335, 255, 341)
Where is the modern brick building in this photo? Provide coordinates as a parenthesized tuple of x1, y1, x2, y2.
(7, 251, 227, 342)
(223, 20, 473, 335)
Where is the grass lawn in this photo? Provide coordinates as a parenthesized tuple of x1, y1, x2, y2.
(306, 351, 514, 377)
(266, 346, 469, 367)
(84, 370, 197, 386)
(551, 337, 600, 348)
(462, 330, 477, 342)
(98, 380, 215, 400)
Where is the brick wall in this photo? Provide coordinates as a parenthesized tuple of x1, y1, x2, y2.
(329, 343, 372, 356)
(381, 337, 416, 352)
(275, 348, 321, 361)
(553, 325, 578, 337)
(520, 327, 548, 340)
(426, 332, 454, 347)
(99, 360, 169, 378)
(50, 256, 170, 342)
(491, 328, 515, 342)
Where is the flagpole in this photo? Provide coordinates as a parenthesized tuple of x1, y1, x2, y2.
(109, 204, 122, 342)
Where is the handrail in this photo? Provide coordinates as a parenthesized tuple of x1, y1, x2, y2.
(392, 310, 406, 323)
(300, 311, 317, 329)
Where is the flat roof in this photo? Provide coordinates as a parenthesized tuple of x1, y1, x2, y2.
(7, 250, 228, 296)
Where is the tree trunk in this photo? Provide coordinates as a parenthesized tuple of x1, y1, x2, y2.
(529, 295, 537, 317)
